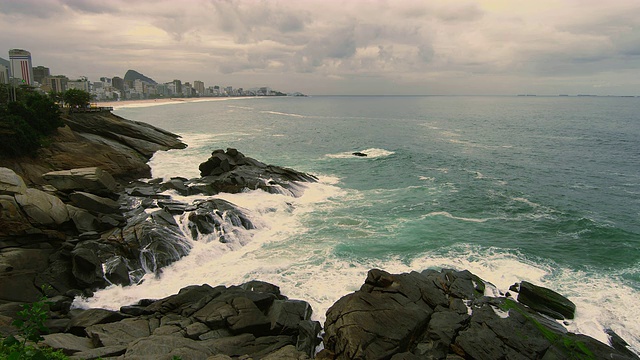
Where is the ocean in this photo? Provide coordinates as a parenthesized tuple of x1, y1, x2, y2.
(77, 95, 640, 351)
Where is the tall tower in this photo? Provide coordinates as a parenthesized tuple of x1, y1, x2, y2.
(9, 49, 34, 86)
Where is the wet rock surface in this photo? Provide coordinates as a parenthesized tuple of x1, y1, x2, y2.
(196, 148, 317, 196)
(320, 269, 639, 360)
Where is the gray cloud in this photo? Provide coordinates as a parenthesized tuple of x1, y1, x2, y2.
(0, 0, 65, 18)
(0, 0, 638, 95)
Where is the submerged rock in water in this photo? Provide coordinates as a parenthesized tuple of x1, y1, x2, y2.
(320, 269, 639, 360)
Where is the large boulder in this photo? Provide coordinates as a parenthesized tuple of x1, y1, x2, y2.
(14, 188, 70, 226)
(0, 248, 52, 302)
(0, 195, 37, 237)
(66, 205, 100, 233)
(516, 281, 576, 320)
(320, 269, 638, 360)
(0, 167, 27, 195)
(43, 167, 117, 195)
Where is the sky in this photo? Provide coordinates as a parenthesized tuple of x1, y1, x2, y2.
(0, 0, 639, 95)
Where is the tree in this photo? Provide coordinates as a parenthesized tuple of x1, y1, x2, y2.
(63, 89, 91, 108)
(0, 87, 64, 158)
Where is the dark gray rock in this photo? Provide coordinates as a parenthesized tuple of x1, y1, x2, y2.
(144, 284, 223, 316)
(66, 205, 100, 233)
(193, 300, 235, 328)
(226, 296, 271, 335)
(268, 300, 312, 334)
(186, 198, 255, 242)
(324, 269, 434, 359)
(86, 318, 151, 347)
(194, 148, 317, 197)
(160, 177, 190, 196)
(67, 308, 127, 336)
(517, 281, 576, 320)
(68, 191, 120, 214)
(296, 320, 322, 358)
(71, 247, 105, 288)
(323, 269, 638, 360)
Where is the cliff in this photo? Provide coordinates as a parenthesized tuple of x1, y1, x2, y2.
(0, 111, 186, 185)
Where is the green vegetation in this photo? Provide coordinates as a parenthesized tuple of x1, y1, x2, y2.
(62, 89, 91, 109)
(0, 286, 69, 360)
(499, 298, 595, 359)
(0, 85, 64, 158)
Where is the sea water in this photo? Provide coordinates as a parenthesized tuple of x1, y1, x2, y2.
(76, 96, 640, 352)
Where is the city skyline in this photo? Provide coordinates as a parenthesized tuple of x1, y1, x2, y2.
(0, 1, 639, 95)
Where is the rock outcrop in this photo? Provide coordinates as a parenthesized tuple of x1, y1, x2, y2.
(196, 148, 317, 196)
(319, 269, 638, 360)
(0, 145, 319, 306)
(38, 282, 320, 360)
(0, 111, 186, 185)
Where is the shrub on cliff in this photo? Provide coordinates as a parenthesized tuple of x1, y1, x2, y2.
(0, 86, 63, 158)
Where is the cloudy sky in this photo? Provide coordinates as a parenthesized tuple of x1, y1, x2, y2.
(0, 0, 639, 95)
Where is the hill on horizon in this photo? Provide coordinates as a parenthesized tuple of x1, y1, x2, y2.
(123, 69, 157, 84)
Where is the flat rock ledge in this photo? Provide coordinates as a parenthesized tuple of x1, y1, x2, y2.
(319, 269, 639, 360)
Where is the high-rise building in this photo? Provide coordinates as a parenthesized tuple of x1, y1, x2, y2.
(0, 57, 9, 84)
(67, 78, 90, 92)
(43, 76, 68, 93)
(193, 80, 205, 95)
(32, 66, 50, 84)
(112, 76, 124, 93)
(173, 79, 182, 94)
(9, 49, 34, 86)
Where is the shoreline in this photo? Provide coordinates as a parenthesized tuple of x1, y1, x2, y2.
(97, 96, 259, 110)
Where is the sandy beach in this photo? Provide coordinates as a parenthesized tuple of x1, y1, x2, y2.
(97, 96, 258, 110)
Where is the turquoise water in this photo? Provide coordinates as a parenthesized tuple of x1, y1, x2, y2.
(84, 96, 640, 350)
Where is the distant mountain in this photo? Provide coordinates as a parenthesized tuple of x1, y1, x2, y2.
(123, 69, 157, 84)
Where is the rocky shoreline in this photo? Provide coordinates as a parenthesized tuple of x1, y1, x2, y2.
(0, 112, 638, 359)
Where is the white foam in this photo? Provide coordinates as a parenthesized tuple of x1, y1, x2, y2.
(148, 132, 253, 181)
(326, 148, 395, 159)
(260, 110, 307, 118)
(421, 211, 490, 223)
(511, 197, 541, 207)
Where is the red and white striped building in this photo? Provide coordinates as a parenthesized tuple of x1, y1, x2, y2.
(9, 49, 33, 86)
